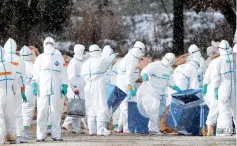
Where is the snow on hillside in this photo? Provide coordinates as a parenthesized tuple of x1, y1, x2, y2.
(57, 12, 225, 54)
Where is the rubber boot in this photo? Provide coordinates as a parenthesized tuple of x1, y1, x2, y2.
(207, 125, 214, 136)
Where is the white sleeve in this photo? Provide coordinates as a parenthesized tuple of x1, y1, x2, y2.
(211, 60, 221, 89)
(168, 72, 176, 87)
(203, 65, 211, 85)
(189, 68, 199, 89)
(32, 56, 41, 83)
(126, 58, 139, 87)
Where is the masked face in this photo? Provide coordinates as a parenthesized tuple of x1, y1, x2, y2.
(44, 46, 56, 54)
(43, 37, 55, 48)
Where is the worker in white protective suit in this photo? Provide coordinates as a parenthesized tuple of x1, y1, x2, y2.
(116, 41, 145, 133)
(0, 46, 19, 144)
(167, 45, 200, 135)
(32, 37, 68, 142)
(81, 44, 117, 136)
(211, 40, 235, 136)
(102, 45, 114, 83)
(188, 44, 207, 88)
(20, 46, 35, 139)
(62, 44, 86, 133)
(4, 38, 27, 143)
(137, 53, 182, 135)
(168, 45, 200, 103)
(46, 48, 65, 135)
(101, 45, 116, 130)
(202, 46, 220, 136)
(110, 58, 121, 131)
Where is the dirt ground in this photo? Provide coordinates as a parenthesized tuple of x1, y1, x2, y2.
(3, 128, 236, 146)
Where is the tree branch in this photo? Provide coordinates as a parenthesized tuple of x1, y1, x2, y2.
(161, 0, 173, 27)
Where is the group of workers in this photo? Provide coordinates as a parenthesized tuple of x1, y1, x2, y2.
(0, 36, 235, 144)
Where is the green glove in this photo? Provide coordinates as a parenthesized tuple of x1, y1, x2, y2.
(171, 85, 182, 92)
(61, 84, 68, 96)
(21, 92, 27, 103)
(142, 73, 149, 81)
(214, 88, 218, 100)
(202, 84, 208, 95)
(31, 82, 38, 96)
(127, 88, 137, 99)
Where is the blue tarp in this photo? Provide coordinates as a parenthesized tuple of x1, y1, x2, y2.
(166, 89, 209, 135)
(106, 84, 127, 113)
(128, 102, 149, 134)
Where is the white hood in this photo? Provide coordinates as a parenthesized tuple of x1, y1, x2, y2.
(43, 37, 55, 49)
(129, 41, 145, 59)
(129, 47, 145, 59)
(102, 45, 113, 58)
(161, 53, 176, 67)
(4, 38, 17, 54)
(20, 45, 33, 61)
(188, 44, 201, 59)
(89, 44, 102, 57)
(74, 44, 85, 60)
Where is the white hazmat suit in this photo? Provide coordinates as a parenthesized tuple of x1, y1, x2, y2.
(203, 44, 220, 136)
(81, 44, 116, 136)
(203, 59, 219, 136)
(20, 46, 35, 138)
(110, 59, 121, 130)
(168, 57, 200, 105)
(137, 53, 177, 134)
(188, 44, 206, 88)
(4, 38, 27, 143)
(0, 47, 18, 144)
(62, 44, 86, 133)
(212, 40, 235, 136)
(116, 41, 145, 133)
(32, 37, 68, 140)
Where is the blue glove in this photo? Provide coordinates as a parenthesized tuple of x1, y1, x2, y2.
(214, 88, 218, 100)
(61, 84, 68, 96)
(21, 92, 27, 103)
(127, 88, 136, 99)
(142, 73, 149, 81)
(202, 84, 208, 95)
(171, 85, 182, 92)
(31, 82, 38, 96)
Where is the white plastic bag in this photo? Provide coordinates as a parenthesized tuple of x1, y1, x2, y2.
(137, 82, 166, 119)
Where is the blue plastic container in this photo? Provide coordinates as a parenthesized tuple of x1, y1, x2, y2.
(166, 89, 209, 135)
(128, 102, 149, 134)
(106, 84, 127, 113)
